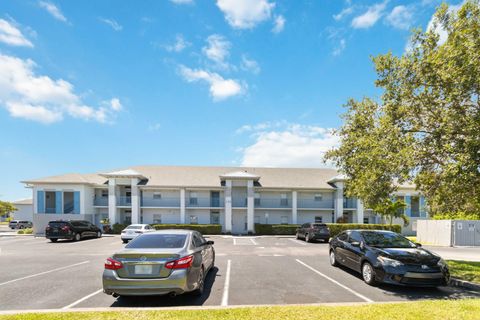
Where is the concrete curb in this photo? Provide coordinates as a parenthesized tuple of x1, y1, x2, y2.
(0, 233, 33, 237)
(450, 277, 480, 291)
(0, 300, 416, 315)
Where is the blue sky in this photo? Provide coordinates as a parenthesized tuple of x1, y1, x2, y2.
(0, 0, 457, 201)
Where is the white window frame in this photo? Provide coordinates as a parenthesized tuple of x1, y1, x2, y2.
(314, 193, 323, 201)
(280, 216, 289, 224)
(153, 192, 162, 199)
(190, 215, 198, 224)
(153, 214, 162, 224)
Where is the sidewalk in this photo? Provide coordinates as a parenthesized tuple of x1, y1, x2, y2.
(424, 245, 480, 262)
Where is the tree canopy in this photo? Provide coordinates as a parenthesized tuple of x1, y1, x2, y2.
(326, 1, 480, 217)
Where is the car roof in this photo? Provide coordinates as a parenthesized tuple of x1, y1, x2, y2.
(350, 230, 397, 234)
(143, 229, 195, 235)
(127, 224, 149, 227)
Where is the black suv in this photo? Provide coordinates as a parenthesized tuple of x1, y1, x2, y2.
(296, 223, 330, 242)
(45, 220, 102, 242)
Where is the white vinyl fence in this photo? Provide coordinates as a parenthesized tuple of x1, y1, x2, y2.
(417, 220, 480, 246)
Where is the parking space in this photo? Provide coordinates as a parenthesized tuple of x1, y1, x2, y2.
(0, 235, 479, 311)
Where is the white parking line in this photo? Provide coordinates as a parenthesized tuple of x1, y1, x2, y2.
(288, 238, 307, 246)
(221, 259, 231, 306)
(0, 261, 90, 287)
(233, 238, 237, 246)
(295, 259, 373, 303)
(250, 238, 258, 245)
(62, 289, 103, 309)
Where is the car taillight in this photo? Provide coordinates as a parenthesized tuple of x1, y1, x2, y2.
(165, 255, 194, 269)
(105, 258, 123, 270)
(61, 226, 70, 232)
(46, 226, 51, 231)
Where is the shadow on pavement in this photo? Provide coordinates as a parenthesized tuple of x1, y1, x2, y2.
(336, 265, 480, 300)
(109, 267, 220, 307)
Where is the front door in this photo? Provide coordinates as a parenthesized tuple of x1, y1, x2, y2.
(232, 212, 247, 234)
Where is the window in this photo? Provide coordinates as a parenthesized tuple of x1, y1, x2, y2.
(190, 215, 198, 224)
(315, 216, 323, 223)
(101, 190, 108, 198)
(192, 233, 203, 248)
(153, 192, 162, 199)
(314, 193, 323, 201)
(189, 192, 198, 205)
(254, 216, 260, 224)
(210, 212, 220, 224)
(63, 191, 74, 214)
(348, 231, 363, 243)
(337, 232, 348, 242)
(363, 217, 369, 224)
(254, 193, 260, 206)
(126, 234, 187, 249)
(281, 216, 288, 224)
(153, 214, 162, 224)
(280, 193, 288, 206)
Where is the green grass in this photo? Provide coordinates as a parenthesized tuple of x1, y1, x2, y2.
(448, 260, 480, 283)
(0, 300, 479, 320)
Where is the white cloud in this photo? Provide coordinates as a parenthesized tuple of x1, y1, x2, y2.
(0, 19, 33, 47)
(241, 54, 260, 74)
(179, 65, 244, 101)
(426, 2, 463, 46)
(170, 0, 194, 4)
(333, 7, 354, 21)
(238, 123, 340, 167)
(386, 5, 413, 30)
(351, 1, 387, 29)
(272, 15, 285, 33)
(99, 18, 123, 31)
(202, 34, 231, 69)
(38, 1, 68, 23)
(216, 0, 275, 29)
(165, 34, 191, 52)
(0, 53, 121, 124)
(332, 38, 346, 56)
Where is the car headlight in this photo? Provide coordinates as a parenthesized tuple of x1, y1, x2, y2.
(378, 256, 404, 267)
(437, 258, 448, 268)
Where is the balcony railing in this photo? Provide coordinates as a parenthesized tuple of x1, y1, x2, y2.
(45, 207, 56, 214)
(297, 199, 334, 209)
(187, 197, 224, 207)
(117, 196, 132, 206)
(232, 198, 247, 207)
(255, 198, 292, 208)
(94, 197, 108, 206)
(142, 197, 180, 207)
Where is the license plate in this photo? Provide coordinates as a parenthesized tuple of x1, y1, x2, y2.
(128, 231, 134, 234)
(134, 265, 153, 274)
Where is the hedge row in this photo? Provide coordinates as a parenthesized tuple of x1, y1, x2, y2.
(254, 223, 401, 237)
(152, 224, 222, 234)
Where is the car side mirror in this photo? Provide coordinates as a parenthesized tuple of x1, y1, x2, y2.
(360, 241, 366, 250)
(205, 240, 214, 245)
(415, 242, 422, 247)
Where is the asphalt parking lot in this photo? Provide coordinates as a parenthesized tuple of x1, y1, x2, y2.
(0, 235, 479, 311)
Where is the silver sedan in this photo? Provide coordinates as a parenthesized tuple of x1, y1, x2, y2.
(103, 229, 215, 297)
(120, 224, 155, 243)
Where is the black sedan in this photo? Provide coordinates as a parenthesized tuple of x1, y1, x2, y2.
(329, 230, 450, 287)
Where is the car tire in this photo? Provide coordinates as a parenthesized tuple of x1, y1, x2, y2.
(305, 233, 312, 243)
(74, 233, 81, 242)
(362, 262, 377, 286)
(192, 267, 205, 296)
(96, 231, 102, 238)
(330, 250, 339, 267)
(50, 238, 58, 243)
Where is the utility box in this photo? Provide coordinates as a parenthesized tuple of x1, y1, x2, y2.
(417, 220, 480, 246)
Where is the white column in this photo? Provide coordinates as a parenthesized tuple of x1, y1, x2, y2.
(180, 188, 186, 224)
(247, 180, 254, 234)
(357, 198, 364, 224)
(225, 180, 232, 233)
(131, 178, 140, 224)
(334, 181, 344, 222)
(108, 179, 117, 224)
(292, 191, 298, 224)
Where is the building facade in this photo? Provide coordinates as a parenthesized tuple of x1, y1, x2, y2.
(22, 166, 428, 235)
(11, 198, 33, 222)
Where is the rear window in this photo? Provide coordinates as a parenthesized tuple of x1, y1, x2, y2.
(48, 221, 68, 227)
(126, 225, 143, 230)
(126, 234, 187, 249)
(313, 224, 327, 228)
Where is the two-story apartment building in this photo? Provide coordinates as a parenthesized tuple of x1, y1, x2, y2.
(21, 166, 427, 235)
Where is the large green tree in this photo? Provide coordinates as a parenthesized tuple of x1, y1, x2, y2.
(326, 1, 480, 217)
(0, 201, 17, 219)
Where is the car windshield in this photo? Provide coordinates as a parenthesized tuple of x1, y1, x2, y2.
(126, 225, 143, 230)
(126, 234, 187, 249)
(313, 224, 327, 228)
(362, 232, 416, 248)
(48, 222, 67, 227)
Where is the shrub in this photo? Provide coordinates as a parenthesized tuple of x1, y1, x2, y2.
(254, 223, 401, 236)
(432, 212, 480, 220)
(152, 224, 222, 235)
(17, 228, 33, 235)
(111, 223, 129, 234)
